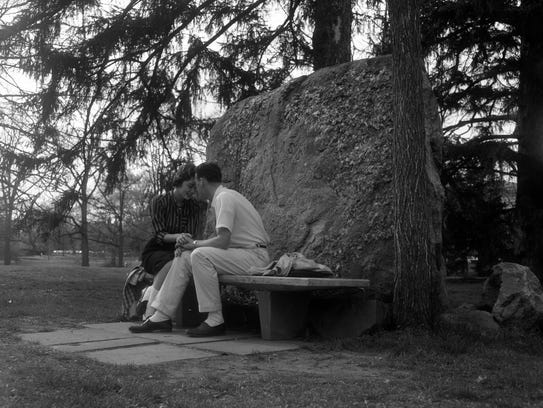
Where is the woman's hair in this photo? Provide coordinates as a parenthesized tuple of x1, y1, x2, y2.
(172, 162, 196, 187)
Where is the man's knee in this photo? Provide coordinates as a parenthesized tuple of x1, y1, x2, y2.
(190, 247, 210, 263)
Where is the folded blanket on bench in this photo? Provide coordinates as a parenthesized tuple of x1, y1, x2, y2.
(249, 252, 334, 278)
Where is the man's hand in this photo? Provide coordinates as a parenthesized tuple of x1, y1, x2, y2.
(177, 228, 231, 251)
(181, 240, 197, 251)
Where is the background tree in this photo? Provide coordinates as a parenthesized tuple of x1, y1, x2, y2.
(88, 172, 153, 267)
(0, 0, 377, 187)
(16, 191, 79, 257)
(311, 0, 352, 69)
(0, 131, 35, 264)
(515, 0, 543, 277)
(442, 150, 515, 274)
(0, 113, 53, 264)
(420, 0, 543, 278)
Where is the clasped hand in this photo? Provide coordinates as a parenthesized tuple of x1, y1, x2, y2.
(174, 233, 198, 257)
(176, 233, 193, 247)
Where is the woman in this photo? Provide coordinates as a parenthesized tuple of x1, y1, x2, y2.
(141, 163, 207, 276)
(122, 163, 207, 321)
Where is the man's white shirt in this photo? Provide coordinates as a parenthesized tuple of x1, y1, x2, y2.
(211, 185, 270, 248)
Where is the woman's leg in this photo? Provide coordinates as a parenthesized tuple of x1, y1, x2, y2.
(143, 260, 173, 319)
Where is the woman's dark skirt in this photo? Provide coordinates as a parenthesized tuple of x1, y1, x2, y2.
(141, 238, 175, 275)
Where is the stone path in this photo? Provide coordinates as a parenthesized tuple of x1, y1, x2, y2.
(18, 322, 301, 366)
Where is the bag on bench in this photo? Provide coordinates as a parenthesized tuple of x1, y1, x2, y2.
(249, 252, 334, 278)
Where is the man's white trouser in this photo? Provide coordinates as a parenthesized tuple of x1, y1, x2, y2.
(150, 247, 269, 318)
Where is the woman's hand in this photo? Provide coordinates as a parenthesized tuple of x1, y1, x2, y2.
(176, 233, 192, 247)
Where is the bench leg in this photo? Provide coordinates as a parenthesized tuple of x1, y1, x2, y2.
(256, 291, 310, 340)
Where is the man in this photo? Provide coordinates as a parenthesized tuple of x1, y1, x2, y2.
(130, 162, 270, 336)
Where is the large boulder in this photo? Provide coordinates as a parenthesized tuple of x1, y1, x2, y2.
(483, 262, 543, 328)
(207, 56, 444, 296)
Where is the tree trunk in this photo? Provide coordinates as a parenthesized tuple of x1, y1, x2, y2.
(117, 187, 125, 267)
(80, 194, 90, 267)
(389, 0, 439, 327)
(3, 206, 12, 265)
(312, 0, 352, 70)
(515, 0, 543, 279)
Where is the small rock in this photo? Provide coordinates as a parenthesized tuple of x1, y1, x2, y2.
(486, 262, 543, 329)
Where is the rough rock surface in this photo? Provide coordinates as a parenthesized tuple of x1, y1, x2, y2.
(483, 262, 543, 328)
(207, 56, 444, 295)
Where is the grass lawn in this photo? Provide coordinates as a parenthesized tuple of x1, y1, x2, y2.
(1, 258, 543, 407)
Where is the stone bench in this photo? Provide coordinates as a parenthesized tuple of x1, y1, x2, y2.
(217, 275, 370, 340)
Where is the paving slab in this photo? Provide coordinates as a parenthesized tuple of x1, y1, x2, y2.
(131, 330, 259, 345)
(19, 328, 131, 346)
(85, 322, 257, 343)
(52, 337, 157, 353)
(84, 322, 135, 334)
(189, 338, 301, 355)
(19, 323, 302, 366)
(84, 343, 218, 365)
(84, 322, 259, 345)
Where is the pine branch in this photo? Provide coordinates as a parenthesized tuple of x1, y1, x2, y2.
(443, 114, 516, 132)
(171, 0, 268, 87)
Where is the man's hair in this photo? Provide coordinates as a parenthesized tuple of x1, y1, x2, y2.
(196, 162, 222, 183)
(172, 162, 196, 187)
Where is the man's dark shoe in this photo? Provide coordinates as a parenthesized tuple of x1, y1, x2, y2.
(186, 322, 226, 337)
(129, 318, 172, 333)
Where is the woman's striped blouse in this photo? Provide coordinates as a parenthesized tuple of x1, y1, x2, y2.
(149, 192, 208, 243)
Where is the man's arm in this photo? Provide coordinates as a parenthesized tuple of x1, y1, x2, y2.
(181, 227, 231, 250)
(180, 193, 233, 250)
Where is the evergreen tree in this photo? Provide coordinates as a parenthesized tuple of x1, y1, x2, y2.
(421, 0, 543, 278)
(0, 0, 366, 186)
